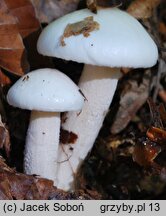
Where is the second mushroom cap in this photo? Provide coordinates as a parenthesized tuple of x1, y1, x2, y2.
(7, 68, 84, 112)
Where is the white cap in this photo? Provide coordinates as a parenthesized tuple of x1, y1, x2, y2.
(37, 8, 158, 68)
(7, 68, 84, 112)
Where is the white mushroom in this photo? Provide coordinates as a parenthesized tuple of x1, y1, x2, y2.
(37, 8, 158, 190)
(7, 68, 84, 184)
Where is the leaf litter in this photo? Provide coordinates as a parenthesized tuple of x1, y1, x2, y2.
(0, 0, 166, 199)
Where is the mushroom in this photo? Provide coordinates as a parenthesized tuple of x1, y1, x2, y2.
(37, 8, 158, 190)
(7, 68, 84, 184)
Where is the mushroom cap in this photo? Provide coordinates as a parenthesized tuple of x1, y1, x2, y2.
(7, 68, 84, 112)
(37, 8, 158, 68)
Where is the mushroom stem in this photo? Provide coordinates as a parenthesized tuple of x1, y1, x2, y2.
(56, 64, 121, 190)
(24, 110, 60, 184)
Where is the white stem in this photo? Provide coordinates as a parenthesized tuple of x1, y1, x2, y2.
(56, 65, 121, 191)
(24, 111, 60, 184)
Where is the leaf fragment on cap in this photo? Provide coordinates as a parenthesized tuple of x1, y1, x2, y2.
(60, 16, 100, 46)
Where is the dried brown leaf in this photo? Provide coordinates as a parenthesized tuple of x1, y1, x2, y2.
(60, 16, 100, 46)
(31, 0, 79, 23)
(0, 0, 30, 75)
(5, 0, 40, 38)
(0, 156, 95, 200)
(111, 71, 150, 134)
(7, 0, 48, 70)
(8, 173, 54, 200)
(127, 0, 161, 19)
(0, 173, 12, 200)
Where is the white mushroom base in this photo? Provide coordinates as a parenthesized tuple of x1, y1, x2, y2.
(56, 65, 121, 191)
(24, 111, 60, 184)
